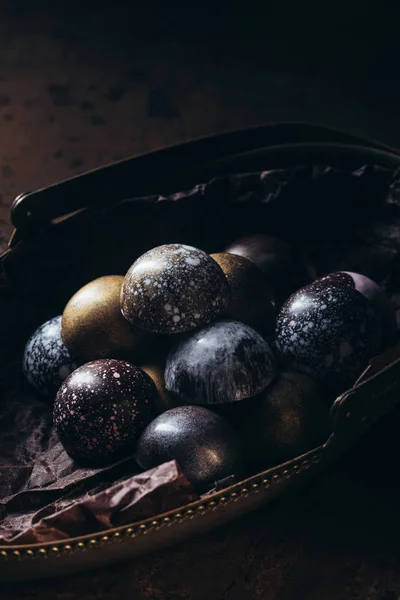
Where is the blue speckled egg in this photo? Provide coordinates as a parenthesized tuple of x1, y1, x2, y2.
(165, 319, 277, 405)
(23, 316, 78, 399)
(54, 359, 158, 465)
(317, 271, 396, 348)
(121, 244, 230, 334)
(275, 282, 382, 392)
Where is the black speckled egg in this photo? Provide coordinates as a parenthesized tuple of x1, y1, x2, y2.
(165, 319, 277, 405)
(54, 359, 158, 465)
(121, 244, 230, 334)
(23, 316, 78, 399)
(134, 405, 243, 489)
(275, 282, 382, 393)
(317, 271, 396, 348)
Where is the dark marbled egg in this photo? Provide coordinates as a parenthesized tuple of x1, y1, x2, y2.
(211, 252, 276, 335)
(54, 359, 158, 465)
(317, 271, 396, 348)
(121, 244, 230, 334)
(165, 319, 277, 405)
(134, 405, 243, 489)
(23, 316, 78, 399)
(223, 234, 315, 306)
(275, 282, 382, 393)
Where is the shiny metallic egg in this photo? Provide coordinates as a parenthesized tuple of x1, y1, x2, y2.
(62, 275, 151, 362)
(134, 405, 243, 489)
(240, 371, 330, 469)
(121, 244, 230, 334)
(211, 252, 276, 335)
(165, 319, 277, 405)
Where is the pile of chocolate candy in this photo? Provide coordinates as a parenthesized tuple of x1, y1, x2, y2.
(23, 235, 396, 489)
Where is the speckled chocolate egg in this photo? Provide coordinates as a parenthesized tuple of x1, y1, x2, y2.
(275, 281, 382, 393)
(317, 271, 396, 348)
(224, 234, 314, 306)
(134, 406, 243, 489)
(211, 252, 276, 335)
(165, 320, 277, 405)
(239, 372, 330, 469)
(54, 359, 158, 465)
(23, 316, 78, 398)
(121, 244, 230, 334)
(62, 275, 151, 363)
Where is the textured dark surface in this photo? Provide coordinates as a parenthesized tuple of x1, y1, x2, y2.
(2, 1, 400, 597)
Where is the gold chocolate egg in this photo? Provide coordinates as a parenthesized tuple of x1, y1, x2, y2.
(211, 252, 276, 335)
(239, 371, 330, 469)
(62, 275, 151, 362)
(141, 359, 178, 416)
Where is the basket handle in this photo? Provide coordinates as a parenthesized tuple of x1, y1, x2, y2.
(9, 122, 398, 240)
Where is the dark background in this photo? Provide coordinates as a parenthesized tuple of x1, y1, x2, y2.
(2, 2, 400, 598)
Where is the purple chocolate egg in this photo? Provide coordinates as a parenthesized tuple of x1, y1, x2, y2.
(165, 319, 277, 405)
(23, 316, 78, 399)
(275, 281, 382, 393)
(54, 359, 158, 465)
(317, 271, 396, 348)
(134, 406, 243, 489)
(121, 244, 230, 334)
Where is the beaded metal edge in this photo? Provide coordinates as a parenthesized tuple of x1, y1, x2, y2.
(0, 446, 325, 562)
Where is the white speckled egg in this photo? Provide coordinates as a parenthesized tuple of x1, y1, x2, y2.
(121, 244, 231, 334)
(23, 316, 78, 399)
(275, 281, 382, 393)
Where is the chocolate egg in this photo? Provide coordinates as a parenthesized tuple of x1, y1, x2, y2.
(224, 234, 314, 306)
(62, 275, 151, 362)
(240, 372, 330, 469)
(141, 359, 177, 415)
(23, 316, 78, 398)
(134, 406, 243, 489)
(121, 244, 230, 334)
(165, 320, 277, 405)
(211, 252, 276, 335)
(317, 271, 396, 348)
(54, 359, 158, 465)
(275, 281, 381, 393)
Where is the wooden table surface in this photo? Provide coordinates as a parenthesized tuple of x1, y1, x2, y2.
(1, 3, 400, 598)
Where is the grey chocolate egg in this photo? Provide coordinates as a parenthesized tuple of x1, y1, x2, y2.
(275, 281, 381, 393)
(23, 316, 78, 399)
(121, 244, 230, 334)
(317, 271, 396, 348)
(54, 359, 158, 465)
(165, 319, 277, 405)
(134, 405, 243, 489)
